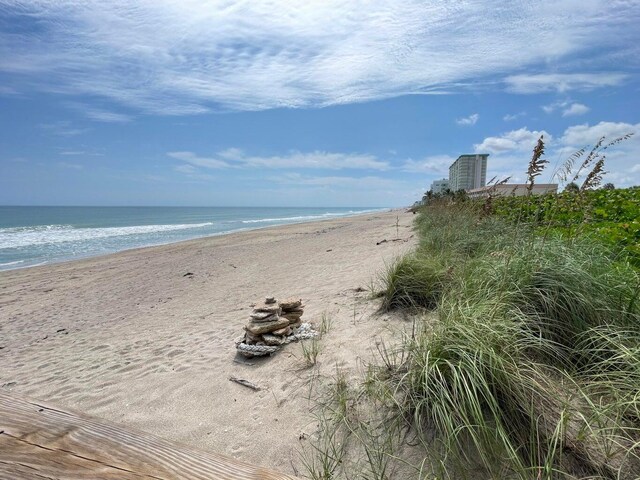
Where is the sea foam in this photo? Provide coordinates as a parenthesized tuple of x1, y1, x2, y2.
(0, 222, 213, 249)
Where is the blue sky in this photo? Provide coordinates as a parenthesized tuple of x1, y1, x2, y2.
(1, 1, 639, 207)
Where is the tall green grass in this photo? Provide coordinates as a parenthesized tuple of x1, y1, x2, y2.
(305, 135, 640, 478)
(379, 204, 640, 478)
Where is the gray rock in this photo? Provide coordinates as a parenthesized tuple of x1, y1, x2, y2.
(252, 303, 282, 314)
(250, 312, 279, 323)
(244, 331, 263, 343)
(288, 319, 302, 329)
(273, 326, 292, 336)
(282, 312, 303, 322)
(279, 297, 302, 311)
(245, 317, 290, 335)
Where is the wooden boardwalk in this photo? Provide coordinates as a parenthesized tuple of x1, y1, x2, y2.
(0, 391, 299, 479)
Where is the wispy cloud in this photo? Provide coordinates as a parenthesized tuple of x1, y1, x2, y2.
(402, 155, 454, 174)
(273, 173, 402, 190)
(542, 101, 562, 114)
(64, 101, 133, 122)
(167, 151, 231, 169)
(474, 127, 552, 154)
(562, 103, 590, 117)
(1, 1, 637, 113)
(0, 85, 20, 96)
(169, 149, 390, 171)
(542, 100, 589, 116)
(58, 149, 104, 157)
(456, 113, 479, 126)
(172, 163, 217, 182)
(59, 150, 86, 156)
(39, 121, 89, 136)
(505, 73, 628, 94)
(84, 108, 133, 123)
(503, 112, 526, 121)
(560, 121, 639, 146)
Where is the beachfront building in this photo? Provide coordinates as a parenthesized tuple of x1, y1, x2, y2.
(467, 183, 558, 199)
(430, 178, 450, 194)
(448, 154, 488, 191)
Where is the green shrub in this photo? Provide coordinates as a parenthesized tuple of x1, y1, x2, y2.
(380, 254, 450, 310)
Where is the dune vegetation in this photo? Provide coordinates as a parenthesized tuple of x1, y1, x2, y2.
(303, 135, 640, 479)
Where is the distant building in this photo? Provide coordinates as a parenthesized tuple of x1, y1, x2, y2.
(449, 154, 488, 191)
(467, 183, 558, 199)
(430, 178, 449, 194)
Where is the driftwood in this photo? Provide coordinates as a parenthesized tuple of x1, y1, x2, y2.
(229, 376, 261, 391)
(376, 235, 414, 246)
(0, 390, 297, 479)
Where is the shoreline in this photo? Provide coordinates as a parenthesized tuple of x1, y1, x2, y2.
(0, 209, 416, 475)
(0, 207, 394, 273)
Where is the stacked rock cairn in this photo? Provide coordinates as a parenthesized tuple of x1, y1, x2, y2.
(235, 296, 317, 358)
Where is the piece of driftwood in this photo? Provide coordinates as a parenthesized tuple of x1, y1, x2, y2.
(229, 376, 261, 391)
(0, 390, 297, 479)
(376, 237, 410, 245)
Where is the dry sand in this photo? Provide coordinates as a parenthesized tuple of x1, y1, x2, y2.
(0, 209, 417, 476)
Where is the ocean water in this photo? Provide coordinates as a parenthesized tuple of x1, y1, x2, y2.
(0, 206, 385, 271)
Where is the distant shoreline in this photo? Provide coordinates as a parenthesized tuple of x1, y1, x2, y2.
(0, 206, 394, 272)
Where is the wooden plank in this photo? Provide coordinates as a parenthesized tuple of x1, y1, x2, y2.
(0, 391, 299, 480)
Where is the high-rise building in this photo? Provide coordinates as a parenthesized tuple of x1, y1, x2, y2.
(430, 178, 450, 194)
(448, 154, 488, 191)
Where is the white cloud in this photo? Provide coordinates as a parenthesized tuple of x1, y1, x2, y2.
(542, 100, 565, 114)
(560, 122, 639, 146)
(273, 173, 402, 190)
(59, 150, 85, 156)
(473, 122, 640, 188)
(456, 113, 479, 126)
(402, 155, 454, 174)
(169, 149, 390, 171)
(0, 85, 20, 96)
(503, 112, 525, 121)
(174, 164, 198, 174)
(1, 1, 637, 113)
(58, 149, 104, 157)
(505, 73, 628, 94)
(474, 128, 551, 154)
(39, 121, 88, 136)
(171, 163, 217, 182)
(84, 108, 133, 123)
(167, 151, 231, 169)
(542, 101, 590, 116)
(562, 103, 590, 117)
(65, 102, 133, 122)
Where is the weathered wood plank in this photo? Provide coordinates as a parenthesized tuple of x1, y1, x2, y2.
(0, 391, 299, 479)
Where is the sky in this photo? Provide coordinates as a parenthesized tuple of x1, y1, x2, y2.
(1, 1, 639, 207)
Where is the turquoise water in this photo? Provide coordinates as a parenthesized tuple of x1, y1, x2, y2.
(0, 206, 385, 271)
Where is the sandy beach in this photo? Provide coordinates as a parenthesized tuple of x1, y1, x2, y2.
(0, 209, 416, 476)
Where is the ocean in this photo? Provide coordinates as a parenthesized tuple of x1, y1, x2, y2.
(0, 206, 385, 271)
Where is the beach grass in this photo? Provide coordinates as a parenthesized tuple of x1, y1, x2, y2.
(302, 135, 640, 478)
(373, 203, 640, 478)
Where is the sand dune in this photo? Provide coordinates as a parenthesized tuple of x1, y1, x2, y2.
(0, 210, 416, 476)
